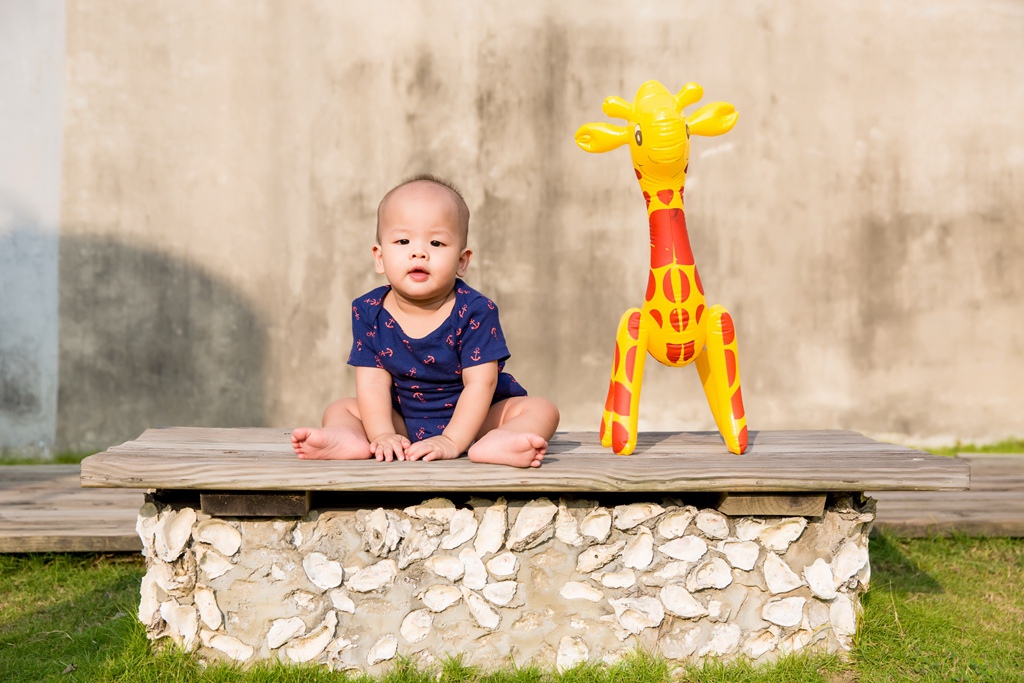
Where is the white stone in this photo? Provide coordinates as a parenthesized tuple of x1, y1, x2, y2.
(559, 581, 604, 602)
(656, 509, 696, 539)
(579, 509, 612, 542)
(425, 555, 464, 581)
(621, 527, 654, 570)
(576, 540, 625, 573)
(764, 553, 804, 594)
(557, 636, 589, 672)
(159, 600, 198, 650)
(136, 503, 160, 556)
(193, 585, 221, 630)
(597, 570, 636, 588)
(758, 518, 808, 552)
(363, 508, 402, 557)
(420, 584, 462, 612)
(474, 498, 507, 555)
(459, 546, 488, 590)
(400, 609, 433, 643)
(291, 590, 318, 611)
(762, 596, 806, 627)
(833, 541, 869, 587)
(743, 629, 778, 659)
(686, 557, 733, 591)
(345, 559, 397, 592)
(698, 623, 741, 657)
(485, 551, 519, 578)
(440, 508, 478, 550)
(195, 545, 233, 579)
(207, 633, 253, 661)
(643, 561, 692, 586)
(192, 519, 241, 558)
(462, 586, 500, 629)
(694, 510, 730, 539)
(150, 555, 196, 597)
(608, 597, 665, 634)
(613, 503, 665, 530)
(328, 589, 356, 613)
(660, 625, 702, 659)
(507, 498, 558, 551)
(804, 558, 837, 600)
(154, 508, 197, 562)
(658, 536, 708, 562)
(707, 600, 726, 620)
(303, 552, 344, 591)
(660, 583, 707, 618)
(270, 563, 287, 581)
(555, 503, 584, 546)
(397, 522, 443, 569)
(366, 634, 399, 665)
(779, 629, 812, 654)
(831, 593, 858, 638)
(404, 498, 457, 523)
(285, 611, 338, 663)
(735, 518, 767, 541)
(720, 540, 760, 570)
(139, 573, 161, 626)
(267, 616, 306, 649)
(482, 580, 518, 606)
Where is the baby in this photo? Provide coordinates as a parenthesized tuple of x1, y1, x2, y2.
(291, 175, 559, 467)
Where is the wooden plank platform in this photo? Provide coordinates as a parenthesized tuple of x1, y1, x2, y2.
(80, 428, 969, 493)
(1, 454, 1021, 552)
(872, 454, 1024, 537)
(0, 465, 143, 552)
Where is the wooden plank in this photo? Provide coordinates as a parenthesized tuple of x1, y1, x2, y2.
(81, 429, 969, 493)
(0, 465, 144, 553)
(716, 493, 827, 517)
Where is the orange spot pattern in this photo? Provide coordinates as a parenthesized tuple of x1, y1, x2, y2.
(612, 422, 630, 453)
(683, 341, 696, 361)
(670, 308, 689, 333)
(696, 304, 705, 324)
(725, 349, 736, 386)
(612, 382, 632, 416)
(738, 426, 748, 452)
(649, 310, 663, 328)
(646, 272, 656, 301)
(721, 313, 735, 345)
(627, 312, 642, 341)
(657, 189, 674, 205)
(624, 347, 637, 383)
(695, 268, 704, 295)
(666, 343, 682, 363)
(731, 387, 745, 420)
(635, 168, 643, 179)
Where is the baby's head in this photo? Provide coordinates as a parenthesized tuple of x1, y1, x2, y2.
(376, 175, 470, 248)
(373, 175, 473, 297)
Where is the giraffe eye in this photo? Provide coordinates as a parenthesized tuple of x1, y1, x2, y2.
(685, 123, 690, 138)
(634, 124, 643, 146)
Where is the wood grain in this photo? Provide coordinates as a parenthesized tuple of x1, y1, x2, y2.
(80, 428, 970, 493)
(716, 493, 827, 517)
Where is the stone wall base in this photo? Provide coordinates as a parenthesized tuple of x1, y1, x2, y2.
(136, 493, 874, 673)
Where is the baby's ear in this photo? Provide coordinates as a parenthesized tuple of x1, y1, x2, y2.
(372, 243, 386, 274)
(575, 123, 630, 153)
(457, 247, 472, 277)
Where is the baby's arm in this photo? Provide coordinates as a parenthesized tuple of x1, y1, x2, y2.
(356, 366, 410, 461)
(405, 362, 498, 462)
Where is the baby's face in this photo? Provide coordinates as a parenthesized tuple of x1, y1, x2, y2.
(373, 186, 471, 302)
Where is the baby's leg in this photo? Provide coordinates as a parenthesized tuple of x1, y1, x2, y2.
(291, 399, 405, 460)
(468, 397, 560, 468)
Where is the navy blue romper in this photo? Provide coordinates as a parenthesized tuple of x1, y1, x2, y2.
(347, 279, 527, 442)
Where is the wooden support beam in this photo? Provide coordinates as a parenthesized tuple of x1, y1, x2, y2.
(715, 492, 826, 517)
(200, 491, 311, 517)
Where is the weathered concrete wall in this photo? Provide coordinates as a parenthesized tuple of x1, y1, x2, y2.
(0, 3, 64, 455)
(59, 1, 1024, 451)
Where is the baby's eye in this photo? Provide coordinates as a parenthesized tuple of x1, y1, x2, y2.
(430, 240, 444, 247)
(397, 239, 410, 245)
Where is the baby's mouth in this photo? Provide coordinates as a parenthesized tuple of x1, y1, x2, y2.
(408, 267, 429, 282)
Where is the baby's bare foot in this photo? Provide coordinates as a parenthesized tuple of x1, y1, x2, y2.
(468, 429, 546, 468)
(292, 427, 372, 460)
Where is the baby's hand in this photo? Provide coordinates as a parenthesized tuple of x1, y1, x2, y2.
(369, 433, 411, 462)
(405, 435, 461, 462)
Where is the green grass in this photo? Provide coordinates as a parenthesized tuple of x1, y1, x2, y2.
(921, 438, 1024, 458)
(3, 535, 1023, 682)
(0, 450, 96, 466)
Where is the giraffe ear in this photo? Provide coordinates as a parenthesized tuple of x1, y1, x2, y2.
(601, 96, 633, 120)
(575, 123, 630, 153)
(686, 101, 738, 137)
(674, 83, 703, 112)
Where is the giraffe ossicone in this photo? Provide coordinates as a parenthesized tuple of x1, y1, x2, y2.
(575, 80, 748, 456)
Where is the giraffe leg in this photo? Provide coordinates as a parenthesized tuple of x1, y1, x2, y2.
(600, 308, 648, 455)
(695, 304, 748, 454)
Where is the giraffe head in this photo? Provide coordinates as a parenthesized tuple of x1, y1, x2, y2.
(575, 80, 738, 187)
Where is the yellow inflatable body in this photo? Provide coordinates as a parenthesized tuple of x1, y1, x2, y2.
(576, 80, 748, 455)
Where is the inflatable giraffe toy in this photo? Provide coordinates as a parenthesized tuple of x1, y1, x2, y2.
(576, 80, 748, 455)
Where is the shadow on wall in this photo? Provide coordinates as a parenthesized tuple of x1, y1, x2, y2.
(57, 235, 266, 453)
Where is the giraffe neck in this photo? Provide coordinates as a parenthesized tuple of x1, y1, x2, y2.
(644, 187, 694, 269)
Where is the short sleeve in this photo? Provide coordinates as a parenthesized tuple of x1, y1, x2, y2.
(457, 294, 511, 368)
(347, 300, 381, 368)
